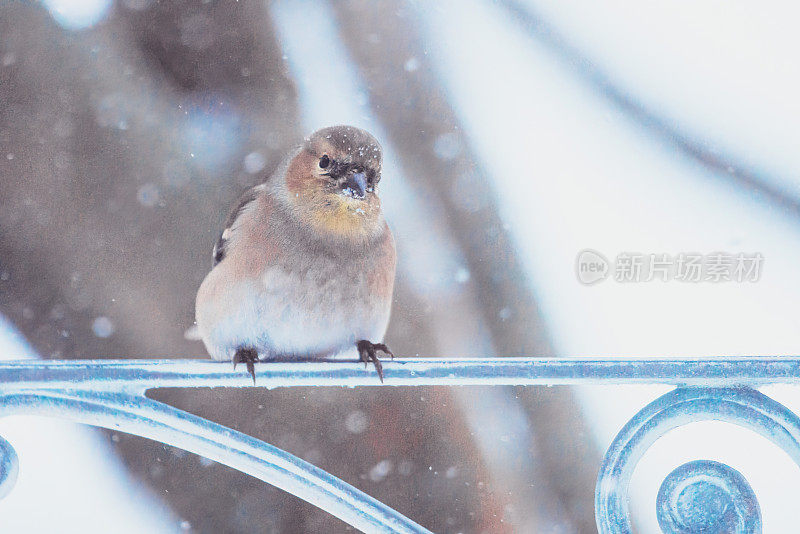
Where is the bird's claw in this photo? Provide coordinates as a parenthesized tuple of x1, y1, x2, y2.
(356, 340, 392, 382)
(373, 343, 394, 360)
(233, 347, 259, 385)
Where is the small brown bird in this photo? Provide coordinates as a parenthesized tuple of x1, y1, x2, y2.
(195, 125, 396, 382)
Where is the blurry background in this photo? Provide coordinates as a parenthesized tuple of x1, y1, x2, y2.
(2, 1, 800, 532)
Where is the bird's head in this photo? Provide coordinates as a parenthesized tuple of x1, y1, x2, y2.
(281, 125, 385, 243)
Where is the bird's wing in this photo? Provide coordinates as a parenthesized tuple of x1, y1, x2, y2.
(212, 185, 263, 266)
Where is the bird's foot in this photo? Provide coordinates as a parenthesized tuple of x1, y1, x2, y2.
(356, 340, 393, 383)
(233, 347, 259, 385)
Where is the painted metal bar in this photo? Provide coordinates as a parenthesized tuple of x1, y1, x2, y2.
(0, 357, 796, 392)
(0, 390, 431, 534)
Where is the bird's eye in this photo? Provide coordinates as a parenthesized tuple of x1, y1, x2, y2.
(319, 155, 330, 169)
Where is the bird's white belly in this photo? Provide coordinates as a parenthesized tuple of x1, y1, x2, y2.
(203, 266, 387, 360)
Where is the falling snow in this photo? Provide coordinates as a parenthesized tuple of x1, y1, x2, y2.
(244, 152, 267, 174)
(91, 316, 115, 338)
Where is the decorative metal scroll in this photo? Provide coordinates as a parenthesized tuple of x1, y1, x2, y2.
(1, 357, 799, 533)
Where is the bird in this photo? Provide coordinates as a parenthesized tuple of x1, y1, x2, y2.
(195, 125, 396, 383)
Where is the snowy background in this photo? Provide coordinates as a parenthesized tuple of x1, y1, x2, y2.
(2, 0, 800, 532)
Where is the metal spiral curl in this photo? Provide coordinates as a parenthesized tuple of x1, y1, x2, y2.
(0, 433, 18, 501)
(656, 460, 761, 534)
(596, 387, 800, 533)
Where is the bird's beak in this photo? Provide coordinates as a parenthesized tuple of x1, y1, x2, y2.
(342, 172, 367, 199)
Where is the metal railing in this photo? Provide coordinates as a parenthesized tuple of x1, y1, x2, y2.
(1, 357, 795, 533)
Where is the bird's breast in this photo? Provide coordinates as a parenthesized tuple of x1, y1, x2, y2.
(253, 256, 389, 354)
